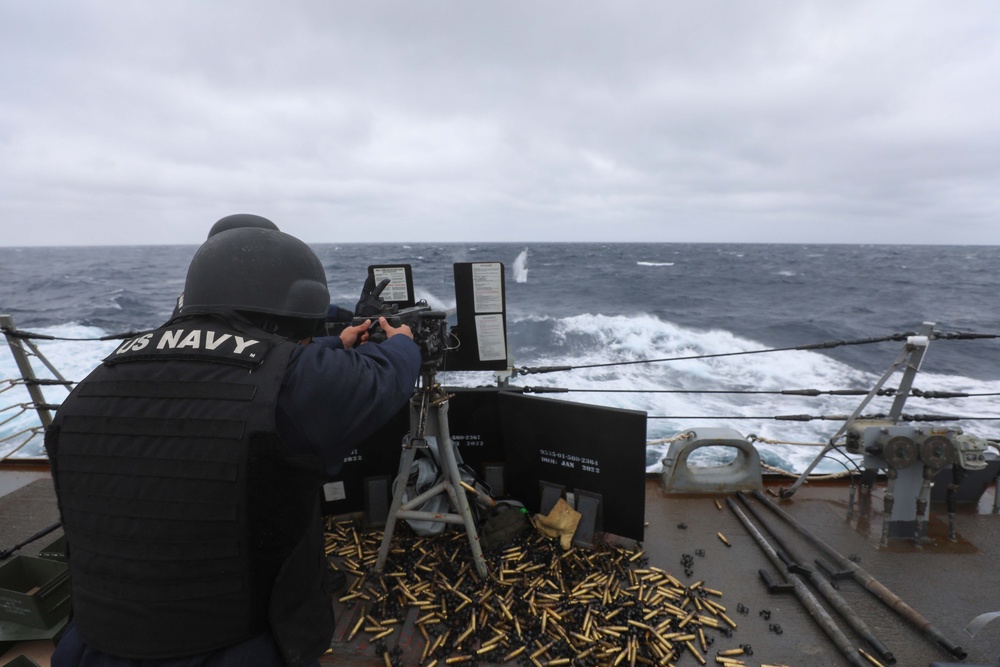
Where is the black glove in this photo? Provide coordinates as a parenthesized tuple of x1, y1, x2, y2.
(355, 276, 390, 318)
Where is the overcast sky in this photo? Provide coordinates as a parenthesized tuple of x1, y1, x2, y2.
(2, 2, 998, 246)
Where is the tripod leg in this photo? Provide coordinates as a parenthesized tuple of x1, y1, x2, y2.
(374, 442, 418, 573)
(437, 402, 488, 579)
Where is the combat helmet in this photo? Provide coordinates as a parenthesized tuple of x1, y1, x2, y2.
(180, 225, 330, 337)
(208, 213, 279, 238)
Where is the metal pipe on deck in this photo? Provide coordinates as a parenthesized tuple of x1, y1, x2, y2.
(750, 490, 967, 660)
(734, 492, 896, 664)
(726, 498, 870, 667)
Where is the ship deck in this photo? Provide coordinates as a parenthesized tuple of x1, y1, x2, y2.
(2, 468, 999, 667)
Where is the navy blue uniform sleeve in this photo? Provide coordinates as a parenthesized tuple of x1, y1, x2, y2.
(276, 335, 421, 478)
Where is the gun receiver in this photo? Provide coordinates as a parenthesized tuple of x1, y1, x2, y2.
(353, 278, 448, 367)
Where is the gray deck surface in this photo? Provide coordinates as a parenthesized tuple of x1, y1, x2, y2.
(318, 478, 1000, 666)
(2, 475, 999, 666)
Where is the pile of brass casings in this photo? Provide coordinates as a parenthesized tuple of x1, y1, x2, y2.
(325, 520, 767, 667)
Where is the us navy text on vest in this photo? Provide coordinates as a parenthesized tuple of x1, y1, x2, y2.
(116, 329, 260, 356)
(107, 326, 271, 368)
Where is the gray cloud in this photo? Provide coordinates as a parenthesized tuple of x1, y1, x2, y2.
(1, 1, 998, 245)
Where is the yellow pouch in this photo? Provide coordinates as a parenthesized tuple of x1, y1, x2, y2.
(531, 498, 581, 550)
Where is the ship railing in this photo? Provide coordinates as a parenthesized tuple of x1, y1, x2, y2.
(0, 314, 134, 464)
(1, 315, 62, 462)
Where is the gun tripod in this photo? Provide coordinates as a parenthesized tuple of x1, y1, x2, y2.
(374, 373, 488, 579)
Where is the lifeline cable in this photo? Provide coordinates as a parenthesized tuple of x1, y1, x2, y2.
(645, 412, 996, 421)
(524, 386, 1000, 398)
(513, 332, 912, 376)
(513, 330, 1000, 376)
(6, 323, 999, 380)
(0, 325, 144, 342)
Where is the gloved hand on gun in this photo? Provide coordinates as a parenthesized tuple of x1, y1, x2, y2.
(352, 277, 406, 344)
(339, 315, 413, 349)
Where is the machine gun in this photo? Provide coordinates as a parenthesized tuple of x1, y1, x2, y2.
(327, 262, 507, 373)
(353, 278, 449, 369)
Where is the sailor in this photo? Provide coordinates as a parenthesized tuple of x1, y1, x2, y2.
(45, 223, 421, 666)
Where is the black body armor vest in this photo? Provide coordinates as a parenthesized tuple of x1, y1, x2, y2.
(46, 316, 334, 665)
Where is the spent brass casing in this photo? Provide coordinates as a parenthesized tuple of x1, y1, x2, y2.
(420, 636, 432, 664)
(717, 612, 737, 629)
(455, 626, 473, 646)
(530, 641, 554, 659)
(858, 648, 887, 667)
(347, 614, 365, 642)
(685, 640, 707, 665)
(503, 646, 527, 661)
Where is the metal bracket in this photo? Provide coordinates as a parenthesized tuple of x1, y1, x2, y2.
(572, 490, 603, 549)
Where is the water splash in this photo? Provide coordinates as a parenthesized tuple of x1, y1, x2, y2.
(513, 249, 529, 283)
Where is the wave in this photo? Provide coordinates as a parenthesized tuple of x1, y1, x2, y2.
(485, 313, 1000, 473)
(513, 249, 529, 283)
(6, 315, 1000, 475)
(636, 261, 675, 267)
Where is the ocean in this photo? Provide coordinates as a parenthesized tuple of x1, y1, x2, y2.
(3, 242, 1000, 473)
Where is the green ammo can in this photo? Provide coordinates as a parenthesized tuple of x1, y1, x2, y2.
(0, 555, 71, 629)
